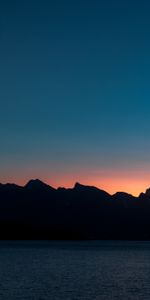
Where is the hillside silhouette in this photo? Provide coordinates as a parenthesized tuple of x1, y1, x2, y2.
(0, 179, 150, 240)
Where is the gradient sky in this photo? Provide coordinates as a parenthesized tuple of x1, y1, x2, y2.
(1, 0, 150, 195)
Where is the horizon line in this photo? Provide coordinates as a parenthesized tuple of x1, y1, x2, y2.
(0, 178, 148, 197)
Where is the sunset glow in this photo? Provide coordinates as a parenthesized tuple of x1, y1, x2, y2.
(1, 0, 150, 199)
(1, 166, 150, 196)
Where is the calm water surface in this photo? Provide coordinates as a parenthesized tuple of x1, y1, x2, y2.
(0, 241, 150, 300)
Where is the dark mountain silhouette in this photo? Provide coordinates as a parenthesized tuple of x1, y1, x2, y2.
(0, 179, 150, 240)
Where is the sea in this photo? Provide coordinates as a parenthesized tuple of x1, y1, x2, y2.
(0, 241, 150, 300)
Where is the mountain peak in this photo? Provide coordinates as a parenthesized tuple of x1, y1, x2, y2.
(25, 179, 55, 191)
(74, 182, 95, 190)
(113, 192, 136, 199)
(74, 182, 83, 189)
(145, 188, 150, 197)
(73, 182, 108, 194)
(25, 179, 44, 186)
(139, 188, 150, 199)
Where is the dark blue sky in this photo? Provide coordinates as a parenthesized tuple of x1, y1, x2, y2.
(1, 0, 150, 194)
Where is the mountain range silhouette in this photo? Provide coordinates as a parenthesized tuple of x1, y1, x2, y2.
(0, 179, 150, 240)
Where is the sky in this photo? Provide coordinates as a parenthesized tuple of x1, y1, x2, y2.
(0, 0, 150, 195)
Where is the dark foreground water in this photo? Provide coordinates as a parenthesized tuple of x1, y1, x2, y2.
(0, 241, 150, 300)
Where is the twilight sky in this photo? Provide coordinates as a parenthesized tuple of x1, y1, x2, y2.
(0, 0, 150, 195)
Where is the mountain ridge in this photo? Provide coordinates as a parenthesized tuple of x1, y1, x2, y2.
(0, 179, 145, 197)
(0, 179, 150, 240)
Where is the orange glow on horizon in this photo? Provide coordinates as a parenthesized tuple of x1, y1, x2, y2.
(46, 177, 149, 196)
(1, 169, 150, 197)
